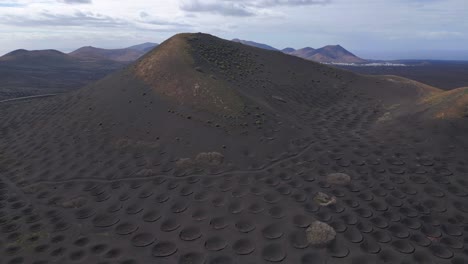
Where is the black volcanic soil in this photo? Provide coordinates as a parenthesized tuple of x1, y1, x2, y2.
(0, 33, 467, 264)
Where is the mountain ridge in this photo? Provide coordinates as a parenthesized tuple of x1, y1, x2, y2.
(232, 38, 367, 63)
(0, 48, 126, 100)
(0, 49, 72, 64)
(68, 42, 158, 62)
(231, 38, 279, 51)
(69, 46, 145, 62)
(128, 42, 159, 52)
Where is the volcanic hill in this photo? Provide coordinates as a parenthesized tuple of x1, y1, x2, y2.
(285, 45, 367, 64)
(232, 38, 367, 63)
(0, 49, 74, 65)
(128, 42, 159, 53)
(0, 49, 125, 100)
(69, 46, 147, 62)
(0, 33, 467, 264)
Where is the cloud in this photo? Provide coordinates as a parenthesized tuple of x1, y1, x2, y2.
(58, 0, 92, 4)
(2, 10, 126, 27)
(0, 2, 23, 7)
(180, 0, 255, 16)
(252, 0, 331, 7)
(417, 31, 464, 40)
(138, 12, 191, 27)
(0, 5, 191, 35)
(179, 0, 330, 17)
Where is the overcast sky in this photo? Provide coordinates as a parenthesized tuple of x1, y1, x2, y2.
(1, 0, 467, 59)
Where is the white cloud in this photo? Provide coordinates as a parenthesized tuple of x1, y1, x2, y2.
(59, 0, 92, 4)
(417, 31, 464, 40)
(179, 0, 330, 16)
(180, 0, 255, 16)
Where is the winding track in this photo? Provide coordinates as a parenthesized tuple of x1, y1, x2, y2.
(0, 94, 58, 103)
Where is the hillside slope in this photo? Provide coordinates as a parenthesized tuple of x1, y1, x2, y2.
(0, 33, 466, 264)
(417, 86, 468, 119)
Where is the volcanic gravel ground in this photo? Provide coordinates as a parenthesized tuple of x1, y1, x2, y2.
(0, 33, 467, 264)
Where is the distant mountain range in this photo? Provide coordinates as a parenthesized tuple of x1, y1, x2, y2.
(0, 39, 368, 100)
(0, 49, 76, 65)
(69, 42, 158, 62)
(3, 39, 361, 65)
(0, 38, 365, 94)
(232, 38, 366, 64)
(128, 42, 159, 53)
(0, 49, 126, 100)
(231, 39, 278, 51)
(64, 38, 366, 64)
(0, 42, 160, 100)
(69, 46, 143, 62)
